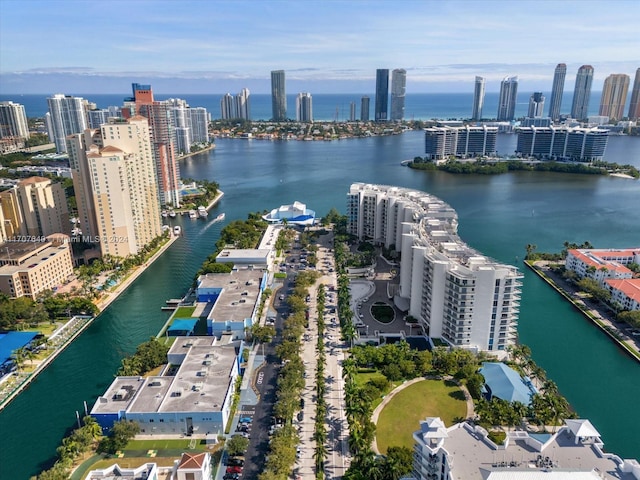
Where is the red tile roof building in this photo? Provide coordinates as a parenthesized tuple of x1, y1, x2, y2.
(566, 248, 640, 311)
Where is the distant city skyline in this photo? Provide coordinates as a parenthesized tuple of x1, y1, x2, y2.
(0, 0, 638, 94)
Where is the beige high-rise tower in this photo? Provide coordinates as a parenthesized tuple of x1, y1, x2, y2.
(67, 116, 162, 258)
(15, 177, 71, 237)
(599, 74, 630, 121)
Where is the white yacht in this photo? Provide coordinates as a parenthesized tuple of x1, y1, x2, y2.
(188, 210, 197, 219)
(198, 206, 208, 218)
(173, 226, 182, 235)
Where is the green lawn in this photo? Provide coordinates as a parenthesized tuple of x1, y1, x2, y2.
(376, 379, 467, 453)
(174, 306, 197, 317)
(126, 438, 206, 450)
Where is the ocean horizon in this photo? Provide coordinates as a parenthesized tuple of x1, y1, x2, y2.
(1, 92, 608, 122)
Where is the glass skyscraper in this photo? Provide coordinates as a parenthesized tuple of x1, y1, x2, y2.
(548, 63, 566, 121)
(375, 69, 389, 121)
(629, 68, 640, 120)
(471, 76, 485, 121)
(528, 92, 545, 118)
(296, 92, 313, 122)
(497, 76, 518, 121)
(361, 96, 370, 122)
(271, 70, 287, 122)
(571, 65, 594, 120)
(390, 68, 406, 121)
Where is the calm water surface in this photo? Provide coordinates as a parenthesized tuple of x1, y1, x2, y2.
(1, 132, 639, 477)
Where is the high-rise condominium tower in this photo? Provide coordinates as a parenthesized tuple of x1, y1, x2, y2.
(361, 96, 370, 122)
(130, 83, 181, 208)
(548, 63, 567, 121)
(67, 117, 162, 258)
(375, 69, 389, 121)
(296, 93, 313, 122)
(46, 94, 88, 153)
(349, 102, 356, 122)
(390, 68, 407, 121)
(471, 76, 486, 121)
(14, 177, 71, 237)
(236, 88, 251, 120)
(528, 92, 545, 118)
(271, 70, 287, 122)
(628, 68, 640, 120)
(220, 93, 235, 120)
(0, 101, 29, 140)
(599, 74, 630, 121)
(497, 76, 518, 121)
(571, 65, 594, 120)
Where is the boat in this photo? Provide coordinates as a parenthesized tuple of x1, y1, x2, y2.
(213, 213, 226, 223)
(173, 226, 182, 235)
(161, 210, 168, 218)
(198, 206, 208, 218)
(188, 210, 197, 219)
(168, 210, 176, 218)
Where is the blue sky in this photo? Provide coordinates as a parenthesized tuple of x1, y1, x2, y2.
(0, 0, 638, 94)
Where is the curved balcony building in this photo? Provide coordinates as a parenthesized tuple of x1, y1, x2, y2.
(347, 183, 522, 353)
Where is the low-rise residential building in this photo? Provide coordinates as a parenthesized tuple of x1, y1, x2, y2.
(566, 248, 640, 311)
(347, 183, 522, 353)
(566, 249, 636, 283)
(0, 237, 73, 298)
(605, 278, 640, 311)
(91, 337, 241, 436)
(411, 417, 640, 480)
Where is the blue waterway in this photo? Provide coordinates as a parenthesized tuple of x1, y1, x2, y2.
(2, 92, 606, 122)
(0, 128, 638, 479)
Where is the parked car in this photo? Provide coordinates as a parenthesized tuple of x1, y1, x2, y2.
(226, 466, 243, 474)
(223, 474, 240, 480)
(226, 457, 244, 467)
(239, 416, 252, 423)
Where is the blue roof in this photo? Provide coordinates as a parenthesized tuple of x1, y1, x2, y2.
(168, 319, 198, 334)
(0, 331, 38, 365)
(479, 362, 534, 405)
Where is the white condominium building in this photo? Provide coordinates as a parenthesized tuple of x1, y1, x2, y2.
(0, 101, 29, 139)
(46, 94, 89, 153)
(424, 126, 498, 161)
(347, 183, 522, 352)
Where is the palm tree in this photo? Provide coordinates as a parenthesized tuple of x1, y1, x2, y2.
(83, 416, 103, 439)
(314, 442, 328, 472)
